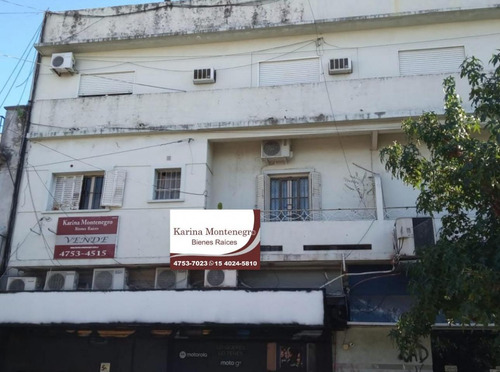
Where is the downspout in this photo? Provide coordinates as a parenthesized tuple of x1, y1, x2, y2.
(0, 12, 47, 275)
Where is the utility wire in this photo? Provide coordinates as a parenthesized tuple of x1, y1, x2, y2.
(0, 22, 42, 108)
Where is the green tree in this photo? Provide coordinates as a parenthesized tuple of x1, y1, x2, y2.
(380, 52, 500, 362)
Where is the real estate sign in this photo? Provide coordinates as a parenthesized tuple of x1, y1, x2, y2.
(54, 216, 119, 259)
(170, 210, 260, 270)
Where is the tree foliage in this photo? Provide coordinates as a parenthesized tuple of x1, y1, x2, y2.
(380, 52, 500, 362)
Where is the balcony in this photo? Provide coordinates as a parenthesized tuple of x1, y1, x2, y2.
(29, 74, 471, 139)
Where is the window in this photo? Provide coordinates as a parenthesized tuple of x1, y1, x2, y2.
(79, 175, 104, 210)
(78, 71, 134, 97)
(256, 171, 321, 221)
(259, 57, 319, 87)
(52, 169, 126, 211)
(270, 176, 309, 221)
(154, 169, 181, 200)
(399, 46, 465, 76)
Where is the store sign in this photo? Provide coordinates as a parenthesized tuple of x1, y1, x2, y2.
(170, 210, 260, 270)
(54, 216, 119, 259)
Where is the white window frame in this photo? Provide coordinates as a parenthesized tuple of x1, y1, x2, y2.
(256, 169, 321, 221)
(149, 166, 185, 203)
(50, 169, 126, 211)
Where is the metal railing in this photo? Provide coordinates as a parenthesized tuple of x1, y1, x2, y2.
(260, 208, 377, 222)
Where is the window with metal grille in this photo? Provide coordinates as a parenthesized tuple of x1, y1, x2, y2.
(154, 169, 181, 200)
(270, 176, 309, 221)
(256, 171, 321, 222)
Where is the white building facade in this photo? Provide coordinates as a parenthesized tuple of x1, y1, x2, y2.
(0, 0, 499, 371)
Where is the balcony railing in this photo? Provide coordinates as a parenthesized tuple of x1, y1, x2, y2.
(261, 208, 377, 222)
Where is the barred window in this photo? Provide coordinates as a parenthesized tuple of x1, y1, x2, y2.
(154, 169, 181, 200)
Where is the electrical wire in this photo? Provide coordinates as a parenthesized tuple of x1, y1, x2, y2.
(0, 22, 42, 109)
(0, 0, 44, 12)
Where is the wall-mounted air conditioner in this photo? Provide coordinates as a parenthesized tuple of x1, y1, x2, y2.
(44, 271, 79, 291)
(204, 270, 238, 288)
(328, 58, 352, 75)
(193, 68, 216, 84)
(261, 139, 292, 160)
(394, 217, 435, 257)
(50, 52, 76, 75)
(6, 277, 39, 291)
(155, 268, 188, 289)
(92, 268, 128, 290)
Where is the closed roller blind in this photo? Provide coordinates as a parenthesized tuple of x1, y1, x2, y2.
(259, 57, 319, 87)
(79, 71, 134, 96)
(399, 46, 465, 76)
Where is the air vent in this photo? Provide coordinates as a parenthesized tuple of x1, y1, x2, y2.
(92, 268, 128, 290)
(328, 58, 352, 75)
(6, 277, 38, 291)
(261, 140, 292, 160)
(193, 68, 216, 84)
(155, 268, 188, 289)
(204, 270, 238, 288)
(50, 52, 76, 75)
(44, 271, 79, 291)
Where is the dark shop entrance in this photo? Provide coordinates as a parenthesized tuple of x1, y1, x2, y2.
(0, 326, 332, 372)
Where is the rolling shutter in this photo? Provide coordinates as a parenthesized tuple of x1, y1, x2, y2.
(399, 46, 465, 76)
(79, 71, 134, 97)
(259, 57, 319, 87)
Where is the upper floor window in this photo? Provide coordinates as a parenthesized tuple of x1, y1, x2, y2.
(398, 46, 465, 76)
(259, 57, 319, 87)
(52, 169, 126, 211)
(154, 168, 181, 200)
(257, 170, 321, 221)
(78, 71, 134, 97)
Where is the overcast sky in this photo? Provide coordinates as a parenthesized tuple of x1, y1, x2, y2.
(0, 0, 151, 120)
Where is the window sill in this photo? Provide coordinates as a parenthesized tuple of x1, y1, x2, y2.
(147, 199, 184, 204)
(42, 208, 111, 215)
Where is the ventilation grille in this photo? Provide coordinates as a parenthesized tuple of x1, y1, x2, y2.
(193, 68, 216, 84)
(328, 58, 352, 75)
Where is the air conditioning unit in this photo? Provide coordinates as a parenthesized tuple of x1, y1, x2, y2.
(193, 68, 216, 84)
(92, 268, 128, 290)
(394, 217, 435, 257)
(50, 52, 76, 74)
(155, 268, 188, 289)
(204, 270, 237, 288)
(261, 139, 292, 160)
(328, 58, 352, 75)
(44, 271, 79, 291)
(6, 277, 39, 291)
